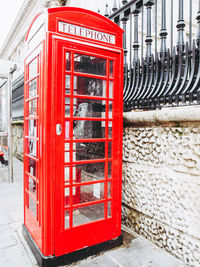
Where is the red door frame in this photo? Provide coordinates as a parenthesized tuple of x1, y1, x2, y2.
(53, 36, 123, 256)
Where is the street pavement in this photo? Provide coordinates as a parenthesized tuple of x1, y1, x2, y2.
(0, 158, 184, 267)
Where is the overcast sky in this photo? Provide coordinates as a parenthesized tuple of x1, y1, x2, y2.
(0, 0, 25, 50)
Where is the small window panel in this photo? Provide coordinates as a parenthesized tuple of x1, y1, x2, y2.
(72, 162, 105, 183)
(107, 201, 112, 218)
(109, 61, 114, 78)
(73, 99, 106, 118)
(74, 54, 107, 76)
(28, 120, 37, 137)
(29, 79, 37, 98)
(74, 76, 106, 97)
(66, 52, 71, 71)
(73, 142, 105, 161)
(29, 196, 37, 217)
(29, 99, 37, 117)
(73, 120, 105, 139)
(65, 210, 70, 229)
(72, 183, 105, 204)
(29, 58, 38, 80)
(73, 202, 105, 227)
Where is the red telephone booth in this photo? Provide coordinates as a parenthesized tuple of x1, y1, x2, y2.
(23, 7, 123, 266)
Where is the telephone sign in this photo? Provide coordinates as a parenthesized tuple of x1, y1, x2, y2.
(58, 21, 116, 44)
(23, 7, 123, 266)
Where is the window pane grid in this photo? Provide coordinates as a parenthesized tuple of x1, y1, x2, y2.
(63, 52, 115, 230)
(25, 54, 40, 224)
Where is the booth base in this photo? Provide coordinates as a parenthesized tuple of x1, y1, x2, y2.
(22, 224, 123, 267)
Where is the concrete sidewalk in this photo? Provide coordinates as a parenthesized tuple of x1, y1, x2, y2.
(0, 158, 184, 267)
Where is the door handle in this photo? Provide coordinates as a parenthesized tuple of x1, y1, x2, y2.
(56, 124, 62, 135)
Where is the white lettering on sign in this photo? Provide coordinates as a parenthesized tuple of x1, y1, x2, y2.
(58, 21, 116, 45)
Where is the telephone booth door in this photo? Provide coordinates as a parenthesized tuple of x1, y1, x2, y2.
(54, 39, 122, 256)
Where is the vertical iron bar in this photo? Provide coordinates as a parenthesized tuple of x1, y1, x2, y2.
(133, 8, 140, 61)
(189, 0, 192, 49)
(122, 18, 128, 67)
(145, 1, 153, 57)
(196, 0, 200, 47)
(129, 13, 133, 68)
(141, 5, 144, 60)
(112, 0, 118, 12)
(171, 0, 173, 52)
(176, 0, 185, 51)
(154, 0, 157, 56)
(160, 0, 168, 55)
(104, 3, 109, 17)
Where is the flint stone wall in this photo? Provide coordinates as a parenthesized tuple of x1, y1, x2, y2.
(12, 122, 23, 161)
(122, 106, 200, 266)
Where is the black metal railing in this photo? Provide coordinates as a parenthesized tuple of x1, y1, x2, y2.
(12, 73, 24, 121)
(105, 0, 200, 111)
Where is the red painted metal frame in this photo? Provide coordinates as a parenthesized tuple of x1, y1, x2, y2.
(24, 7, 123, 257)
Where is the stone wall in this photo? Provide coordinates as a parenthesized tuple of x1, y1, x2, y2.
(122, 106, 200, 266)
(12, 122, 23, 161)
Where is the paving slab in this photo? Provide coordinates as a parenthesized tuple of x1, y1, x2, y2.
(68, 230, 184, 267)
(0, 158, 185, 267)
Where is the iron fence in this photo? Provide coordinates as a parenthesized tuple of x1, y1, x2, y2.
(12, 73, 24, 121)
(106, 0, 200, 111)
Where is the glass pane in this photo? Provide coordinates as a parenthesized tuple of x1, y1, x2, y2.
(65, 187, 77, 197)
(74, 142, 105, 161)
(29, 99, 37, 117)
(65, 166, 78, 184)
(108, 181, 112, 198)
(66, 53, 71, 71)
(65, 187, 70, 197)
(65, 151, 76, 163)
(74, 54, 106, 76)
(73, 202, 105, 227)
(73, 162, 105, 183)
(73, 120, 105, 139)
(109, 61, 113, 77)
(74, 76, 106, 97)
(29, 58, 38, 80)
(108, 142, 112, 158)
(65, 143, 70, 150)
(65, 210, 70, 229)
(65, 121, 70, 140)
(108, 162, 112, 178)
(65, 167, 70, 183)
(65, 75, 71, 94)
(29, 158, 36, 176)
(107, 201, 112, 218)
(109, 101, 113, 118)
(65, 97, 70, 117)
(29, 177, 36, 198)
(108, 121, 112, 138)
(29, 79, 37, 98)
(65, 152, 70, 163)
(29, 196, 36, 217)
(73, 99, 106, 118)
(29, 120, 37, 137)
(109, 81, 113, 98)
(65, 98, 77, 117)
(29, 139, 37, 158)
(72, 183, 104, 204)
